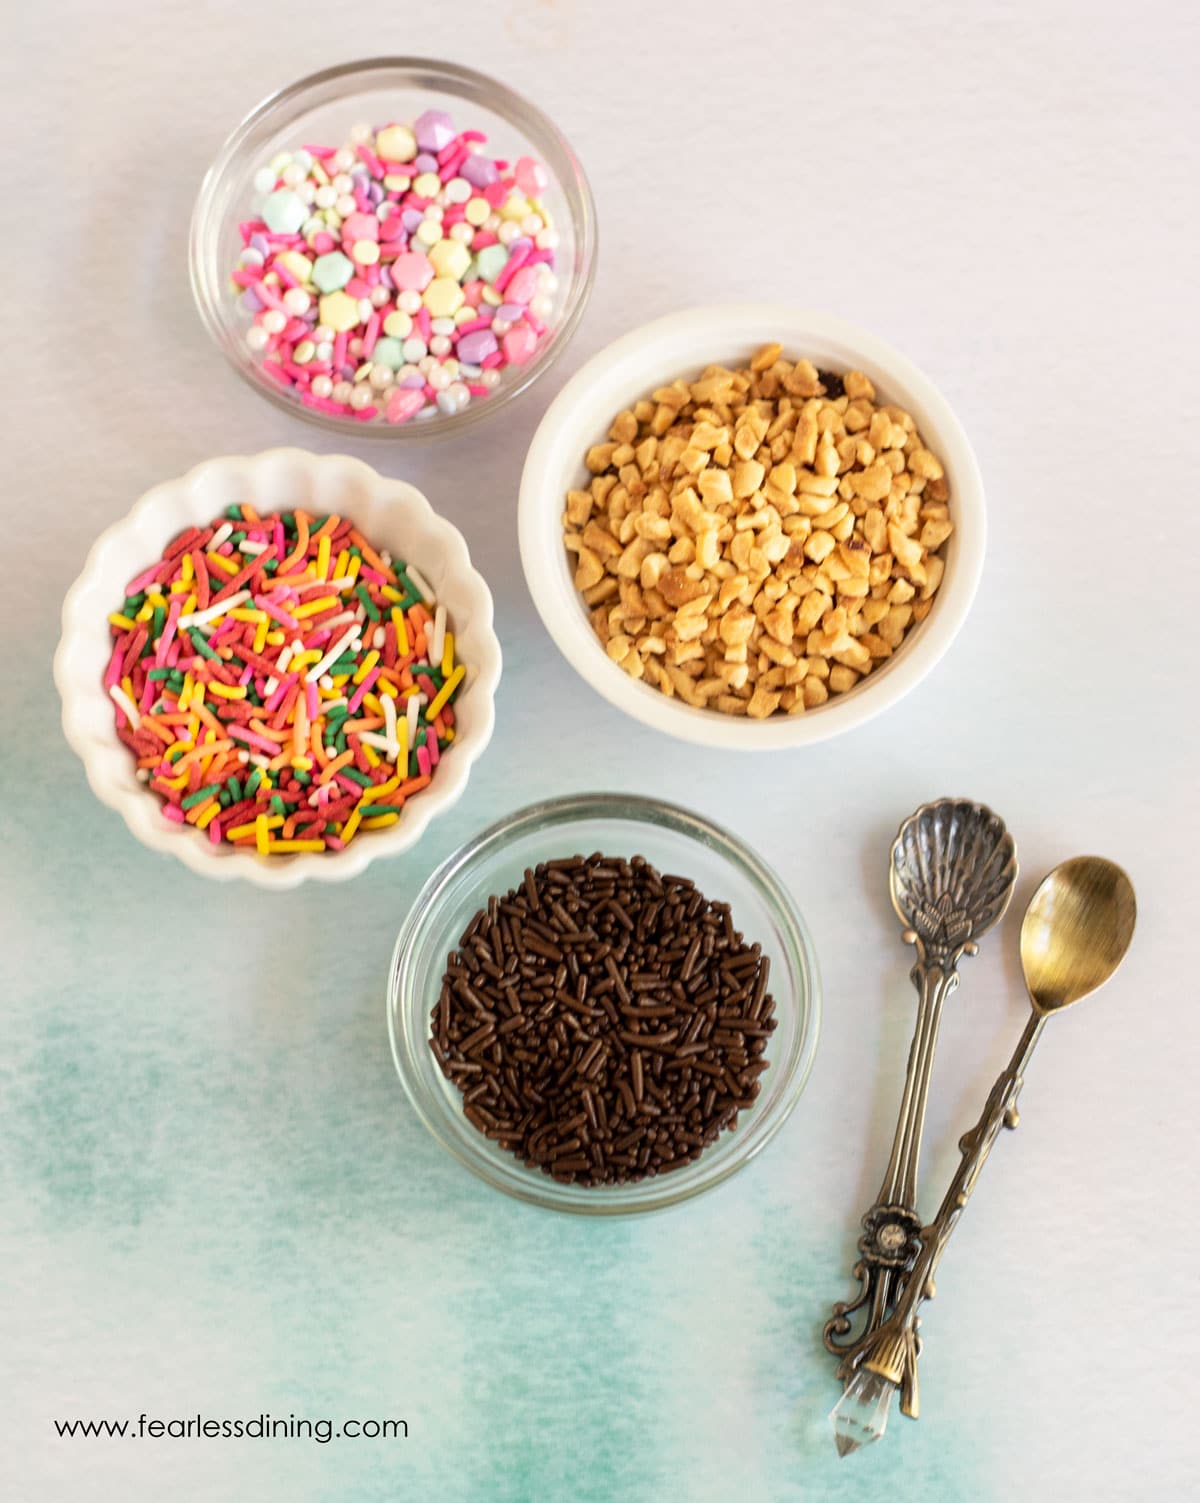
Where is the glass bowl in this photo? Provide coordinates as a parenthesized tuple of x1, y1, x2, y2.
(387, 794, 821, 1214)
(190, 58, 597, 439)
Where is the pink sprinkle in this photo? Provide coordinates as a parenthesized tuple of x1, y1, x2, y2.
(238, 663, 254, 687)
(357, 145, 384, 176)
(456, 316, 490, 335)
(301, 394, 353, 415)
(333, 332, 349, 369)
(386, 388, 425, 424)
(227, 724, 276, 757)
(206, 616, 238, 646)
(505, 266, 539, 305)
(275, 262, 300, 289)
(493, 244, 530, 294)
(139, 677, 157, 712)
(334, 772, 364, 798)
(306, 681, 319, 720)
(274, 519, 286, 559)
(416, 743, 431, 779)
(231, 268, 261, 289)
(352, 405, 380, 421)
(156, 596, 183, 666)
(363, 310, 382, 357)
(162, 804, 185, 824)
(302, 144, 338, 159)
(209, 819, 222, 845)
(358, 564, 386, 585)
(461, 129, 488, 143)
(238, 220, 268, 238)
(265, 673, 296, 715)
(346, 667, 379, 715)
(426, 732, 440, 767)
(125, 563, 162, 595)
(260, 359, 292, 386)
(466, 382, 490, 397)
(481, 350, 504, 369)
(260, 599, 300, 630)
(254, 282, 288, 311)
(324, 835, 346, 851)
(104, 641, 124, 689)
(471, 230, 498, 249)
(416, 305, 431, 340)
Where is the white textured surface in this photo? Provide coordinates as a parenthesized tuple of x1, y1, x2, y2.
(5, 2, 1199, 1499)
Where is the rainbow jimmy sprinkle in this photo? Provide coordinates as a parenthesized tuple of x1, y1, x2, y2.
(105, 507, 465, 854)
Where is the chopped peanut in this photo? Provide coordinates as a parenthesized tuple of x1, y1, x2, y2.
(562, 346, 951, 717)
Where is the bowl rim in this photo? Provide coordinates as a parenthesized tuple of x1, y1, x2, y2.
(53, 446, 502, 888)
(518, 302, 986, 748)
(188, 55, 598, 441)
(386, 790, 823, 1215)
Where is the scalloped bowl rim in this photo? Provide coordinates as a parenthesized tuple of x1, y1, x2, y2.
(54, 448, 502, 888)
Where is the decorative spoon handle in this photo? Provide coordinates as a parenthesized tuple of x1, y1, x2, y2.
(854, 1010, 1046, 1418)
(823, 957, 960, 1376)
(824, 799, 1016, 1380)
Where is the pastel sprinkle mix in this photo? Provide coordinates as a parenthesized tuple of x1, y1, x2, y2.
(105, 506, 465, 855)
(233, 113, 560, 424)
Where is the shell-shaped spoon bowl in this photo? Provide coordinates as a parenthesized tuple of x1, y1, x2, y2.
(890, 799, 1017, 958)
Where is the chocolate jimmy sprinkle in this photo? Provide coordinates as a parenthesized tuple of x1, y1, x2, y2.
(431, 853, 777, 1186)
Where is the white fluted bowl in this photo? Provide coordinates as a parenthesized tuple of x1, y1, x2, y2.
(54, 448, 502, 887)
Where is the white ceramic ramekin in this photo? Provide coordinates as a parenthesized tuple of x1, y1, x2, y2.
(518, 305, 985, 749)
(55, 448, 502, 887)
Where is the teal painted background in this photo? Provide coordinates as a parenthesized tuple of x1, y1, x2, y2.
(5, 2, 1197, 1498)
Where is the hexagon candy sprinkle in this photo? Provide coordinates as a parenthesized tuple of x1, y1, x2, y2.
(104, 506, 466, 854)
(230, 111, 560, 423)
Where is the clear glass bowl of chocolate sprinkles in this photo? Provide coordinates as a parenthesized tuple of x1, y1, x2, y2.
(387, 793, 821, 1214)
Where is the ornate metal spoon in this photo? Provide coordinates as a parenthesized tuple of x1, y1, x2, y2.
(824, 799, 1017, 1383)
(830, 855, 1136, 1456)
